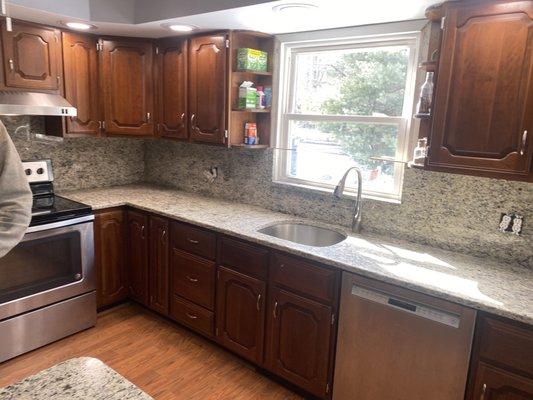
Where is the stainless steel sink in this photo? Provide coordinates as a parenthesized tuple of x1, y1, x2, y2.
(258, 222, 347, 247)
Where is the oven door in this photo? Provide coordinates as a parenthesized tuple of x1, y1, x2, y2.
(0, 215, 95, 320)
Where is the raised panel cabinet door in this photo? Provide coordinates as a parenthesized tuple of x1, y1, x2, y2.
(1, 21, 62, 91)
(126, 210, 149, 305)
(471, 363, 533, 400)
(94, 210, 128, 308)
(158, 39, 188, 139)
(188, 34, 227, 144)
(429, 1, 533, 178)
(148, 215, 169, 315)
(101, 39, 155, 136)
(216, 267, 266, 364)
(267, 287, 332, 398)
(62, 32, 100, 135)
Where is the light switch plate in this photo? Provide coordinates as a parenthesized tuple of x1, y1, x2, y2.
(499, 213, 523, 236)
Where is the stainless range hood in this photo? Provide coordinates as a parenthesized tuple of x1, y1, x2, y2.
(0, 91, 77, 116)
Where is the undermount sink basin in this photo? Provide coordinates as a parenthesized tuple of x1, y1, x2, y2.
(258, 222, 347, 247)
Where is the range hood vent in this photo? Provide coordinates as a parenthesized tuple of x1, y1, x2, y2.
(0, 91, 77, 117)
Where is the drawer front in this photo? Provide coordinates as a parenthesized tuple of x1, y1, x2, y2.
(218, 236, 269, 279)
(270, 252, 338, 304)
(171, 248, 215, 310)
(479, 316, 533, 376)
(171, 222, 216, 260)
(170, 295, 214, 337)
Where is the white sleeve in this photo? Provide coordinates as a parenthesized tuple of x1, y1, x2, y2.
(0, 122, 32, 258)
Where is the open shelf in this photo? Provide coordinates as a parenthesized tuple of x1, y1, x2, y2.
(232, 143, 269, 149)
(232, 108, 271, 113)
(234, 69, 272, 76)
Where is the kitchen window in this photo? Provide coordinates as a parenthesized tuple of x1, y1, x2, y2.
(274, 34, 419, 201)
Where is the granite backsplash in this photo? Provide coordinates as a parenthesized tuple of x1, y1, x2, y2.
(3, 116, 144, 190)
(3, 116, 532, 269)
(143, 140, 533, 269)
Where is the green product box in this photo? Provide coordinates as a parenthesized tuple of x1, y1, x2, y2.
(238, 81, 257, 109)
(237, 48, 268, 72)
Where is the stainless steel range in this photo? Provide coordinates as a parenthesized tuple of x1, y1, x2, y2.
(0, 159, 96, 362)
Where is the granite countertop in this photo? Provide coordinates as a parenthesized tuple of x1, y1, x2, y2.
(61, 184, 533, 325)
(0, 357, 153, 399)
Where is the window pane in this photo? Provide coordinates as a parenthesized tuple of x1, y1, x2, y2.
(292, 46, 409, 117)
(286, 120, 399, 194)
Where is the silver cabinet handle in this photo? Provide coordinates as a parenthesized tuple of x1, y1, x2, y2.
(141, 225, 146, 239)
(180, 113, 185, 125)
(8, 58, 14, 71)
(256, 294, 262, 311)
(186, 276, 199, 283)
(147, 112, 151, 123)
(520, 130, 528, 156)
(190, 113, 196, 128)
(187, 238, 199, 244)
(480, 383, 487, 400)
(273, 301, 278, 318)
(161, 229, 167, 243)
(186, 313, 198, 320)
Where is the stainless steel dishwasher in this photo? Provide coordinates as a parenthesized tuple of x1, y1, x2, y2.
(333, 272, 476, 400)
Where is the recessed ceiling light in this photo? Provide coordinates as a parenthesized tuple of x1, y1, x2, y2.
(272, 3, 318, 15)
(163, 23, 197, 32)
(62, 21, 97, 30)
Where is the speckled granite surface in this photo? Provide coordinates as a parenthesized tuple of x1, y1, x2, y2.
(61, 184, 533, 325)
(0, 357, 153, 399)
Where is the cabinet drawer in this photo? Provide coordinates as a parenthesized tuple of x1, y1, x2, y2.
(218, 236, 268, 279)
(479, 316, 533, 376)
(171, 248, 215, 310)
(171, 222, 216, 260)
(170, 295, 214, 338)
(270, 252, 338, 304)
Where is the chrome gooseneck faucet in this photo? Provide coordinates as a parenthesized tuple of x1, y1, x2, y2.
(333, 166, 363, 233)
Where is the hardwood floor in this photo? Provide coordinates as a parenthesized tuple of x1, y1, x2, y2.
(0, 303, 303, 400)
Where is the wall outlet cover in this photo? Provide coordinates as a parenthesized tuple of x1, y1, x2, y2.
(499, 213, 523, 236)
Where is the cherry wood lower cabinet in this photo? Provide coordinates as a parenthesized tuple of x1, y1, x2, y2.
(126, 210, 149, 305)
(148, 215, 170, 315)
(466, 314, 533, 400)
(94, 209, 128, 308)
(216, 266, 266, 364)
(266, 287, 334, 398)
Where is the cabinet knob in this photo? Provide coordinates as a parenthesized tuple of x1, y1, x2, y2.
(273, 301, 278, 318)
(180, 113, 185, 125)
(186, 313, 198, 320)
(146, 112, 151, 123)
(161, 229, 167, 243)
(186, 276, 199, 283)
(190, 113, 196, 128)
(8, 58, 14, 71)
(141, 225, 146, 239)
(256, 294, 262, 311)
(480, 383, 487, 400)
(520, 130, 528, 156)
(187, 238, 199, 244)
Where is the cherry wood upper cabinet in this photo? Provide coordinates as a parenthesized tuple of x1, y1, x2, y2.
(188, 34, 228, 144)
(62, 32, 100, 136)
(101, 39, 155, 136)
(94, 209, 128, 308)
(148, 215, 170, 315)
(216, 267, 266, 365)
(428, 0, 533, 180)
(157, 39, 188, 139)
(0, 21, 62, 92)
(126, 210, 149, 305)
(266, 287, 333, 398)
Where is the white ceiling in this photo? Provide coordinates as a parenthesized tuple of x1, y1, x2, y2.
(5, 0, 439, 38)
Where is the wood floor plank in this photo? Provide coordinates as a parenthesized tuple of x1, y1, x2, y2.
(0, 304, 302, 399)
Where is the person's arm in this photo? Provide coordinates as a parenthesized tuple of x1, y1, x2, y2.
(0, 122, 32, 258)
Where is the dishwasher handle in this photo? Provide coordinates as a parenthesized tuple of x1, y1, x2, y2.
(351, 285, 461, 329)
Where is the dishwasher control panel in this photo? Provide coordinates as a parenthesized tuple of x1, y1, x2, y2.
(351, 285, 461, 328)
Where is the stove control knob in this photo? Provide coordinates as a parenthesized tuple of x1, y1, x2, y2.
(37, 168, 44, 175)
(25, 168, 32, 176)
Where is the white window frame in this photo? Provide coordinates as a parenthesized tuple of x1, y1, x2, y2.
(273, 32, 420, 202)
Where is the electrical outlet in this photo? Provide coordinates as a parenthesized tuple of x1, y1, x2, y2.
(499, 213, 523, 236)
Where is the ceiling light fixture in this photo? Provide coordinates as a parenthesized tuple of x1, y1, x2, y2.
(272, 2, 319, 15)
(62, 21, 97, 31)
(163, 23, 197, 32)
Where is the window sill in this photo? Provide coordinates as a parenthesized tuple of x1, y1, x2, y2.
(271, 179, 402, 205)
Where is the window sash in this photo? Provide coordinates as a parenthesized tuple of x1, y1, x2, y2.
(274, 34, 419, 201)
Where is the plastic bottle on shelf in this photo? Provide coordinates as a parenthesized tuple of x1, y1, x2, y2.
(256, 86, 266, 109)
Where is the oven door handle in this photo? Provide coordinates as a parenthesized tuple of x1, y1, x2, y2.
(26, 214, 95, 233)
